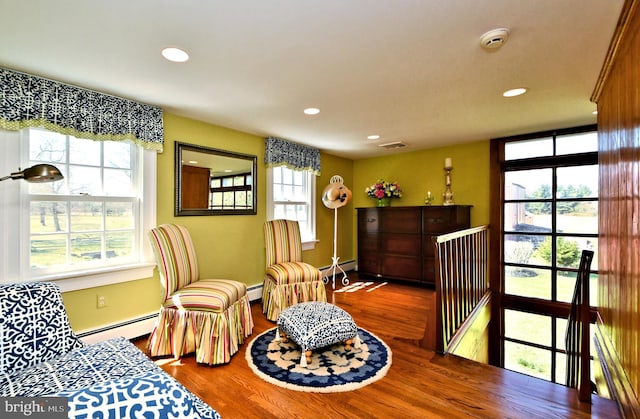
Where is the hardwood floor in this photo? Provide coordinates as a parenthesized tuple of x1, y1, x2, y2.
(134, 275, 619, 418)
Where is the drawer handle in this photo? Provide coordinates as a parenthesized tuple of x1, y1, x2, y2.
(426, 218, 444, 223)
(367, 218, 377, 223)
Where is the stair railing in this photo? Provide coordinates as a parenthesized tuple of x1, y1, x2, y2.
(431, 225, 489, 354)
(566, 249, 594, 403)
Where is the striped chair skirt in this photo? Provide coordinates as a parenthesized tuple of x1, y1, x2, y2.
(148, 279, 254, 365)
(262, 261, 327, 321)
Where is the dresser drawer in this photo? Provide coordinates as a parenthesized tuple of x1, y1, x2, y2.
(381, 207, 421, 233)
(423, 206, 471, 233)
(358, 208, 381, 233)
(382, 256, 421, 280)
(382, 234, 420, 256)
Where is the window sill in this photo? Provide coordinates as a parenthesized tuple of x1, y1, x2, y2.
(33, 263, 156, 292)
(302, 239, 318, 251)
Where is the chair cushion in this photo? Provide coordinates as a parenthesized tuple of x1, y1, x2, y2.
(163, 279, 246, 312)
(277, 302, 358, 352)
(266, 262, 322, 285)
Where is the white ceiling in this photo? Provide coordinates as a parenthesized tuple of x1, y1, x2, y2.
(0, 1, 624, 159)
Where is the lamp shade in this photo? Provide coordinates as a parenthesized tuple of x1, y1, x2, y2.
(0, 164, 64, 183)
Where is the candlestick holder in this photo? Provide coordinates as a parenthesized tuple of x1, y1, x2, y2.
(424, 191, 434, 205)
(443, 167, 454, 206)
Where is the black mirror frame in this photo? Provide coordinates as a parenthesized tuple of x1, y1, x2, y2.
(175, 141, 257, 216)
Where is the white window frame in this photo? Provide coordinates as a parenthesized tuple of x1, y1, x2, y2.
(266, 166, 317, 250)
(0, 128, 156, 292)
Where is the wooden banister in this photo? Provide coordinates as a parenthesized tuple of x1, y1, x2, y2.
(429, 225, 490, 354)
(566, 249, 594, 403)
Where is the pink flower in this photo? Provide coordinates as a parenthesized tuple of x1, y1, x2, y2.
(366, 179, 402, 200)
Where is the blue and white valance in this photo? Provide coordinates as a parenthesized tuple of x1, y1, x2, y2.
(265, 137, 321, 175)
(0, 67, 164, 151)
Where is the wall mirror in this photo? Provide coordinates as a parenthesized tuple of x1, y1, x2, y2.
(175, 141, 257, 216)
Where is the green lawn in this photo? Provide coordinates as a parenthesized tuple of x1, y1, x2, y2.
(29, 211, 134, 268)
(503, 269, 598, 383)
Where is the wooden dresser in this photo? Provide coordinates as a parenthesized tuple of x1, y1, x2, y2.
(356, 205, 471, 286)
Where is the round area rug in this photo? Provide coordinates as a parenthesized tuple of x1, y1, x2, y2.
(245, 327, 392, 393)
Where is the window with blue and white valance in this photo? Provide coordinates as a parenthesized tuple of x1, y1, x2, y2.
(264, 137, 321, 175)
(0, 67, 164, 151)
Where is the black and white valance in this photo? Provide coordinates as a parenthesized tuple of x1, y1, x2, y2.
(0, 67, 164, 151)
(264, 137, 321, 175)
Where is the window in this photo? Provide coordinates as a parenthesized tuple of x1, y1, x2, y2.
(495, 125, 598, 384)
(267, 166, 316, 247)
(210, 173, 253, 210)
(0, 128, 156, 290)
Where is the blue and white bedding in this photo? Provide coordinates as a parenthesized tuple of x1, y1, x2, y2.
(0, 282, 219, 419)
(0, 337, 219, 419)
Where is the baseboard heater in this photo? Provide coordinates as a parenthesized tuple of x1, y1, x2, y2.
(76, 313, 158, 344)
(77, 260, 356, 343)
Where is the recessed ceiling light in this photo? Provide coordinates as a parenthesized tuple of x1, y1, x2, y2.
(303, 107, 320, 115)
(367, 135, 380, 140)
(162, 47, 189, 63)
(503, 87, 527, 97)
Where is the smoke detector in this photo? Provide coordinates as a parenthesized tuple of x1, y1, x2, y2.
(480, 28, 510, 50)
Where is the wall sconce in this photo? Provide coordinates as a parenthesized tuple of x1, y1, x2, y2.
(0, 164, 64, 183)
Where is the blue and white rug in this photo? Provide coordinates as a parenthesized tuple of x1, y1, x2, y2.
(245, 327, 392, 393)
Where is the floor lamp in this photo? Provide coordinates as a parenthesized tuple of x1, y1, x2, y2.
(321, 175, 352, 289)
(0, 164, 64, 183)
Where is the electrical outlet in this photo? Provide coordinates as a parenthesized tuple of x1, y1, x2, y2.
(97, 295, 106, 308)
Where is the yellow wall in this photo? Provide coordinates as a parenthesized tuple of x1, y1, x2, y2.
(64, 112, 355, 332)
(63, 113, 490, 334)
(157, 113, 267, 283)
(63, 278, 160, 332)
(352, 140, 490, 223)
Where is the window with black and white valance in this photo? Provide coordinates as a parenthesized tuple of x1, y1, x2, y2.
(0, 67, 164, 151)
(264, 137, 321, 175)
(0, 67, 160, 289)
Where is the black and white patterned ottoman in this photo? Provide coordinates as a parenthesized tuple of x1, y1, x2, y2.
(276, 301, 360, 367)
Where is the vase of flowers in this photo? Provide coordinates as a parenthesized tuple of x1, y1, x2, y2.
(365, 179, 402, 207)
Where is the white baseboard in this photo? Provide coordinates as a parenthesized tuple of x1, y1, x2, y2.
(247, 284, 263, 302)
(76, 313, 157, 344)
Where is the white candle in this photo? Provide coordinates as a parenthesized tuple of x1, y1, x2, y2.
(444, 157, 452, 168)
(427, 190, 431, 198)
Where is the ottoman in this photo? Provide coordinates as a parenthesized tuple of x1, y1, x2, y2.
(276, 301, 360, 367)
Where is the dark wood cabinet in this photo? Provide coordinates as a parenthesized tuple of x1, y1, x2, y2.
(356, 205, 471, 286)
(181, 165, 210, 209)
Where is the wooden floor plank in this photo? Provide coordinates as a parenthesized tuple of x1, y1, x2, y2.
(134, 275, 620, 418)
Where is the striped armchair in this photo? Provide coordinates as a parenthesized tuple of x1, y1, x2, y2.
(148, 224, 253, 365)
(262, 219, 326, 321)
